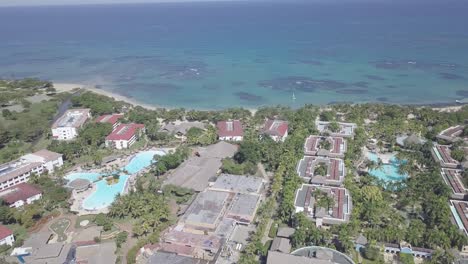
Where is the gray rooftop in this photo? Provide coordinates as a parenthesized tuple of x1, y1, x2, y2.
(159, 121, 206, 135)
(164, 142, 238, 192)
(183, 190, 230, 227)
(277, 227, 295, 238)
(316, 121, 356, 137)
(211, 174, 263, 194)
(148, 251, 208, 264)
(226, 193, 260, 222)
(52, 108, 90, 128)
(75, 242, 117, 264)
(0, 159, 42, 183)
(270, 237, 292, 253)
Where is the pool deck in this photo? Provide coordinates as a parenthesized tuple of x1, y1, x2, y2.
(363, 148, 396, 164)
(70, 184, 110, 215)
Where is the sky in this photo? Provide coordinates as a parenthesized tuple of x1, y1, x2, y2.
(0, 0, 236, 7)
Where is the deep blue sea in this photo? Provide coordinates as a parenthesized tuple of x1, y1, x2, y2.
(1, 1, 468, 109)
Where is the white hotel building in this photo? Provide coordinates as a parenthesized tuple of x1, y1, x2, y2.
(51, 108, 91, 140)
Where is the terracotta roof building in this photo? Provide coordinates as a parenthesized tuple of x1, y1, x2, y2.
(217, 120, 244, 141)
(0, 225, 14, 247)
(450, 200, 468, 236)
(437, 125, 467, 143)
(262, 119, 289, 142)
(431, 144, 459, 168)
(0, 183, 42, 208)
(304, 135, 347, 158)
(96, 113, 124, 130)
(105, 123, 145, 149)
(297, 156, 345, 186)
(294, 184, 352, 227)
(441, 169, 467, 200)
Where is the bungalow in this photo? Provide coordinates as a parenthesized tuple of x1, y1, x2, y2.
(431, 144, 459, 168)
(297, 156, 345, 186)
(294, 184, 352, 227)
(316, 120, 357, 138)
(51, 108, 91, 140)
(96, 113, 124, 130)
(441, 169, 467, 200)
(159, 121, 206, 139)
(105, 123, 145, 149)
(0, 183, 42, 208)
(262, 119, 288, 142)
(217, 120, 244, 141)
(0, 225, 14, 246)
(304, 135, 346, 158)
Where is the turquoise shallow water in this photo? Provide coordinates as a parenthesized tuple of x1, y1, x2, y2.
(367, 152, 408, 183)
(65, 150, 165, 210)
(0, 1, 467, 108)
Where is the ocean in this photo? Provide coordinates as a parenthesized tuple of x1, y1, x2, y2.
(1, 0, 467, 109)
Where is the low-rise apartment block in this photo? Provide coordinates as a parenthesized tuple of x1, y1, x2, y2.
(316, 121, 357, 138)
(105, 123, 145, 149)
(431, 144, 459, 168)
(304, 135, 346, 158)
(262, 119, 288, 142)
(437, 125, 467, 143)
(297, 156, 345, 186)
(217, 120, 244, 141)
(441, 168, 467, 200)
(294, 184, 352, 227)
(51, 108, 91, 140)
(96, 113, 124, 130)
(0, 183, 42, 208)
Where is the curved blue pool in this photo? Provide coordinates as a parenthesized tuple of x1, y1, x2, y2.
(366, 152, 408, 183)
(65, 150, 166, 210)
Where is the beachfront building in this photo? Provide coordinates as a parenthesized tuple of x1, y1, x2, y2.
(450, 200, 468, 236)
(0, 183, 42, 208)
(431, 144, 459, 168)
(0, 159, 43, 191)
(51, 108, 91, 140)
(441, 168, 467, 200)
(262, 119, 288, 142)
(297, 156, 345, 186)
(217, 120, 244, 141)
(96, 113, 124, 130)
(316, 120, 357, 138)
(21, 149, 63, 173)
(105, 123, 145, 149)
(437, 125, 467, 143)
(304, 135, 346, 158)
(0, 225, 14, 246)
(294, 184, 352, 227)
(159, 121, 206, 140)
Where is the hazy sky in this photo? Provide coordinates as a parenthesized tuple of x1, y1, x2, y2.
(0, 0, 236, 7)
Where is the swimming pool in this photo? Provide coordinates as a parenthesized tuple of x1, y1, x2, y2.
(65, 150, 166, 210)
(366, 152, 408, 183)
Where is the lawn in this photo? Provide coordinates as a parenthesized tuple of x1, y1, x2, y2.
(75, 215, 96, 228)
(49, 218, 70, 242)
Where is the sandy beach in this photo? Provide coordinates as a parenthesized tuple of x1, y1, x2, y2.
(53, 82, 258, 114)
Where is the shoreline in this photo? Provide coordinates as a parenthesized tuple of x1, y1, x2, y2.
(53, 82, 465, 114)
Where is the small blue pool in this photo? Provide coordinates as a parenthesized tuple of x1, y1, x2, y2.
(366, 152, 408, 183)
(65, 150, 166, 210)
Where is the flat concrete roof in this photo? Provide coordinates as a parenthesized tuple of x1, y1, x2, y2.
(211, 174, 263, 194)
(183, 190, 230, 227)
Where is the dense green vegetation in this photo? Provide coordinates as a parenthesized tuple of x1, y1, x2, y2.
(151, 146, 190, 176)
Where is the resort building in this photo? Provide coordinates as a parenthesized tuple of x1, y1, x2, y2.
(396, 134, 426, 147)
(159, 121, 206, 139)
(304, 135, 347, 158)
(0, 225, 14, 246)
(316, 121, 357, 138)
(262, 119, 289, 142)
(217, 120, 244, 141)
(0, 183, 42, 208)
(294, 184, 352, 227)
(270, 237, 292, 253)
(21, 149, 63, 173)
(105, 123, 145, 149)
(297, 156, 345, 186)
(96, 113, 124, 130)
(383, 242, 434, 259)
(51, 108, 91, 140)
(164, 142, 238, 192)
(210, 174, 263, 194)
(0, 159, 43, 191)
(437, 125, 467, 143)
(225, 193, 260, 225)
(450, 200, 468, 236)
(431, 144, 459, 168)
(441, 168, 467, 200)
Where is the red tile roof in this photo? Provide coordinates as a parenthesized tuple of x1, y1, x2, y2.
(96, 114, 123, 125)
(0, 183, 42, 205)
(106, 123, 145, 141)
(263, 120, 288, 137)
(217, 120, 244, 137)
(0, 225, 13, 240)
